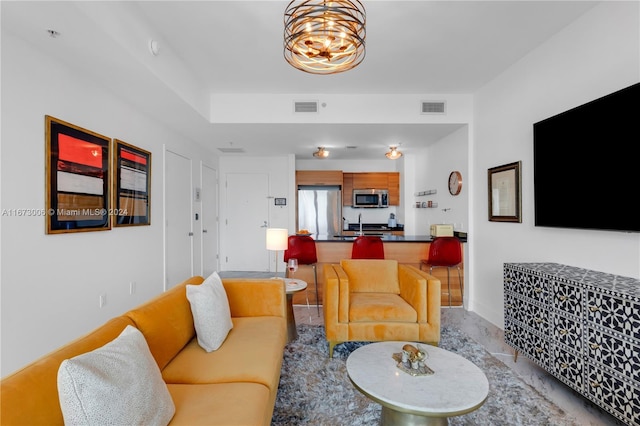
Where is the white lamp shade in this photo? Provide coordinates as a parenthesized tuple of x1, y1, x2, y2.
(266, 228, 288, 251)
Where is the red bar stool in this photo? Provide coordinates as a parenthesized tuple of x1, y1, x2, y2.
(351, 236, 385, 259)
(284, 235, 320, 315)
(420, 236, 463, 307)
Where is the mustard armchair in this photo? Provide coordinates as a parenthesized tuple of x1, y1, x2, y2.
(323, 259, 441, 357)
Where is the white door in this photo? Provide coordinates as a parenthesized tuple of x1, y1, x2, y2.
(224, 172, 269, 271)
(165, 149, 193, 288)
(201, 164, 218, 277)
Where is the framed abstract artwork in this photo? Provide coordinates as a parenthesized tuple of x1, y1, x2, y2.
(45, 115, 111, 234)
(488, 161, 522, 223)
(112, 139, 151, 226)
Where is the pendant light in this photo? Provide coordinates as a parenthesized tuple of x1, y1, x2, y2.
(284, 0, 366, 75)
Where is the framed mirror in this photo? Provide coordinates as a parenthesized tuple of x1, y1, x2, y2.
(488, 161, 522, 223)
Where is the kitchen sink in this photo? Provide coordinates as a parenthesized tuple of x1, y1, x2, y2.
(334, 235, 357, 240)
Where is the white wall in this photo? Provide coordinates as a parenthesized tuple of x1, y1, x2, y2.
(470, 2, 640, 327)
(0, 35, 216, 375)
(413, 126, 469, 235)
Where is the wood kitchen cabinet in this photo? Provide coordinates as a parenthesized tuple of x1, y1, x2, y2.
(298, 171, 400, 206)
(342, 173, 353, 205)
(352, 172, 389, 189)
(387, 172, 400, 205)
(296, 170, 343, 186)
(342, 172, 400, 206)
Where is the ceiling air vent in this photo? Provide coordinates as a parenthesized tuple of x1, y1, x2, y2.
(294, 101, 319, 113)
(421, 101, 446, 114)
(217, 147, 245, 153)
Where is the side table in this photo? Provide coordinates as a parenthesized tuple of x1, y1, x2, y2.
(283, 278, 307, 342)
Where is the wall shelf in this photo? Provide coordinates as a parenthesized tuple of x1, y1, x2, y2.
(415, 202, 438, 208)
(415, 190, 436, 196)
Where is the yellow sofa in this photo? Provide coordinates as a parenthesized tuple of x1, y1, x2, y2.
(0, 276, 287, 426)
(324, 259, 441, 357)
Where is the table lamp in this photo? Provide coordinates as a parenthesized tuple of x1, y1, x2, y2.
(266, 228, 288, 278)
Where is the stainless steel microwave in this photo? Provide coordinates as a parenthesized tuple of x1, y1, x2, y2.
(353, 189, 389, 208)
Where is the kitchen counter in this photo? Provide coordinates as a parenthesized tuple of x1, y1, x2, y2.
(312, 234, 467, 243)
(290, 233, 466, 308)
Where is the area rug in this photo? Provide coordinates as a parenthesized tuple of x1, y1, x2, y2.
(272, 325, 579, 425)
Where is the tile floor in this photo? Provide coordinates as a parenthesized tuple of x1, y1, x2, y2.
(292, 304, 623, 426)
(220, 271, 621, 425)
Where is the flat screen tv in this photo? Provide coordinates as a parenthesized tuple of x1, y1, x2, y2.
(533, 82, 640, 233)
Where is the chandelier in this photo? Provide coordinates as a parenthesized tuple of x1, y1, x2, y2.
(284, 0, 366, 75)
(385, 146, 403, 160)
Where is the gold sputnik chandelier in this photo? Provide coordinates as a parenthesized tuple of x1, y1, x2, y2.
(284, 0, 366, 75)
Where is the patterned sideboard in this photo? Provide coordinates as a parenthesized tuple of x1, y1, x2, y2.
(504, 263, 640, 426)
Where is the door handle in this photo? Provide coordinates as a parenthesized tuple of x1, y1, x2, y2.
(260, 221, 268, 228)
(203, 229, 208, 233)
(188, 232, 194, 236)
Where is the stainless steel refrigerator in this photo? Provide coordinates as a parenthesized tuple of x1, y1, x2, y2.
(297, 185, 342, 237)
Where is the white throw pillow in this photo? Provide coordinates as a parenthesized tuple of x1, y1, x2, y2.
(57, 325, 175, 426)
(186, 271, 233, 352)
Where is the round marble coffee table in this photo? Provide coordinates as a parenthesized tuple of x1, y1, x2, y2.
(346, 341, 489, 425)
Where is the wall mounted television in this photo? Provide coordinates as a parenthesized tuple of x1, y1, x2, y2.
(533, 81, 640, 233)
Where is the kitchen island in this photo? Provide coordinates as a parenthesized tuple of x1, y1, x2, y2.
(290, 234, 466, 308)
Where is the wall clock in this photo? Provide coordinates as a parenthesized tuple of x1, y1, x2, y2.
(448, 171, 462, 196)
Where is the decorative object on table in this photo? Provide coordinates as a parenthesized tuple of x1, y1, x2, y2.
(284, 0, 366, 75)
(112, 139, 151, 226)
(296, 229, 311, 236)
(287, 258, 298, 278)
(266, 228, 288, 277)
(488, 161, 522, 223)
(392, 344, 434, 377)
(448, 171, 463, 196)
(45, 115, 111, 234)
